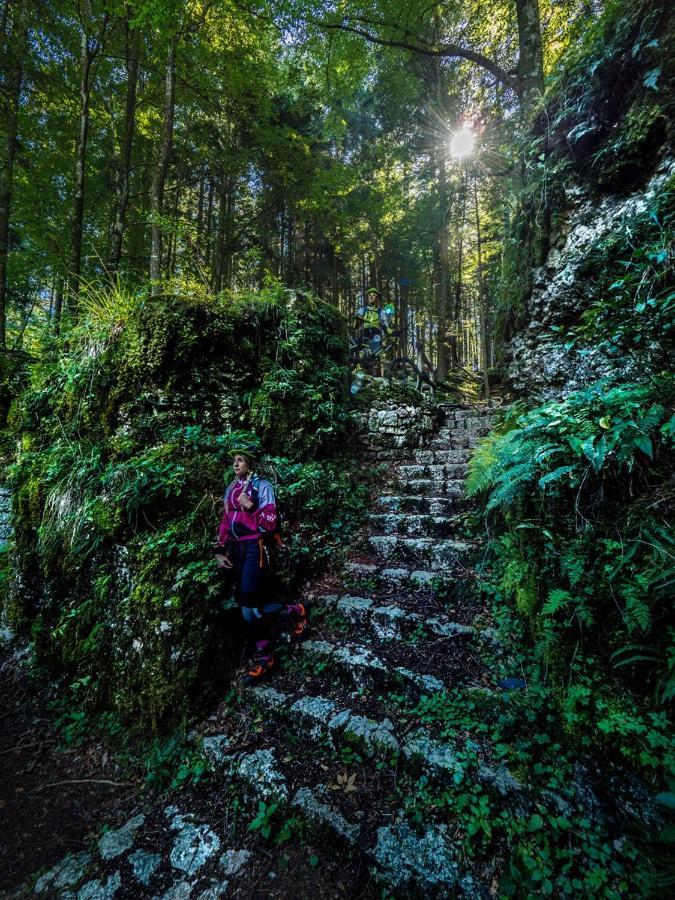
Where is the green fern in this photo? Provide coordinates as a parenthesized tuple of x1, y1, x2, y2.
(610, 643, 662, 669)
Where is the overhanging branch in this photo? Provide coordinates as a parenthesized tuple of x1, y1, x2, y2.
(318, 18, 517, 90)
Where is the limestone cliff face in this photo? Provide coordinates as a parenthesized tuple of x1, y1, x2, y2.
(500, 0, 674, 398)
(504, 156, 674, 397)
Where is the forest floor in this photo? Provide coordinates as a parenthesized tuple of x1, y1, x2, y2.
(0, 651, 143, 895)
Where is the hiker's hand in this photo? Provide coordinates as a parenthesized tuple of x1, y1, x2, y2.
(238, 493, 254, 510)
(215, 554, 233, 569)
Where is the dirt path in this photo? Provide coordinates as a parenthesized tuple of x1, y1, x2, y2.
(0, 649, 144, 896)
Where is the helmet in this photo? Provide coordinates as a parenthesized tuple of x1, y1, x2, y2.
(366, 286, 380, 297)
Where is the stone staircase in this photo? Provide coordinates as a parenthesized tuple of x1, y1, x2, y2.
(28, 404, 523, 900)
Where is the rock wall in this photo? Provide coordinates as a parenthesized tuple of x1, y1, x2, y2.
(504, 156, 675, 397)
(351, 401, 492, 459)
(351, 402, 436, 460)
(0, 486, 11, 551)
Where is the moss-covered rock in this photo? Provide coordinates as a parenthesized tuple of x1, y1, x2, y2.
(3, 283, 369, 731)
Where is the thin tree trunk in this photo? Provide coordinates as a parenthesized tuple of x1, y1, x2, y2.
(436, 151, 450, 382)
(53, 276, 64, 333)
(150, 35, 176, 293)
(212, 168, 228, 293)
(68, 6, 109, 307)
(515, 0, 544, 110)
(474, 178, 490, 402)
(0, 4, 26, 348)
(109, 10, 140, 275)
(453, 170, 468, 367)
(196, 166, 205, 242)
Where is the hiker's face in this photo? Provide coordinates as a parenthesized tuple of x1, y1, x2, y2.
(367, 294, 377, 305)
(232, 454, 251, 477)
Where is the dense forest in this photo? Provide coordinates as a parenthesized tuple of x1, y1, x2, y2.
(0, 0, 673, 897)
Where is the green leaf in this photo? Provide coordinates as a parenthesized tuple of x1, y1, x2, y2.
(529, 814, 544, 830)
(538, 465, 576, 488)
(633, 435, 653, 459)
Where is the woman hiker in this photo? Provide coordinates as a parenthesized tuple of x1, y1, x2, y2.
(213, 444, 309, 685)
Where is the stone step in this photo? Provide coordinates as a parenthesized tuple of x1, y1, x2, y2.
(202, 742, 362, 849)
(437, 404, 493, 418)
(301, 638, 444, 695)
(318, 593, 479, 644)
(375, 494, 464, 515)
(433, 419, 491, 442)
(412, 448, 473, 465)
(427, 435, 475, 450)
(203, 711, 504, 895)
(368, 512, 458, 538)
(242, 686, 520, 801)
(396, 462, 468, 481)
(396, 478, 465, 497)
(367, 535, 473, 568)
(343, 561, 452, 591)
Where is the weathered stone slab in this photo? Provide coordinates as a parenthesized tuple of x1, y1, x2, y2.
(290, 695, 337, 726)
(157, 881, 192, 900)
(202, 735, 235, 767)
(233, 748, 288, 802)
(77, 871, 121, 900)
(34, 852, 93, 894)
(302, 640, 388, 689)
(246, 685, 289, 710)
(427, 618, 474, 638)
(98, 814, 145, 861)
(129, 849, 161, 886)
(341, 715, 399, 754)
(371, 823, 462, 896)
(170, 820, 221, 877)
(335, 595, 374, 621)
(219, 849, 252, 877)
(395, 666, 443, 694)
(291, 788, 360, 844)
(403, 731, 462, 777)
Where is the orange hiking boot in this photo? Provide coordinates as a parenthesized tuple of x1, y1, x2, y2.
(287, 602, 310, 643)
(242, 641, 276, 686)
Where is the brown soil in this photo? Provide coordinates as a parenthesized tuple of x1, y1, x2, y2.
(0, 647, 146, 896)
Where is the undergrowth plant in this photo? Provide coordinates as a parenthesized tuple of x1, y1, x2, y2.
(467, 376, 674, 786)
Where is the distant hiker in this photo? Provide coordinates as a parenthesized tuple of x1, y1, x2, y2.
(213, 444, 309, 685)
(354, 286, 391, 355)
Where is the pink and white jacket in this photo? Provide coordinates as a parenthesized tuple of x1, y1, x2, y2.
(217, 474, 279, 544)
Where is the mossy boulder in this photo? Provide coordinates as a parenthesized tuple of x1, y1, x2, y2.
(4, 283, 367, 731)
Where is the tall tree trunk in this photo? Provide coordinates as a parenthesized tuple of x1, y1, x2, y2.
(68, 6, 109, 307)
(0, 4, 26, 348)
(515, 0, 544, 109)
(474, 178, 490, 402)
(452, 170, 468, 367)
(109, 10, 140, 275)
(150, 35, 176, 293)
(212, 168, 228, 293)
(196, 166, 205, 242)
(53, 276, 64, 334)
(436, 151, 450, 382)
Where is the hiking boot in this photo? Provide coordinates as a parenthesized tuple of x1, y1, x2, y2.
(242, 641, 276, 686)
(287, 602, 310, 643)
